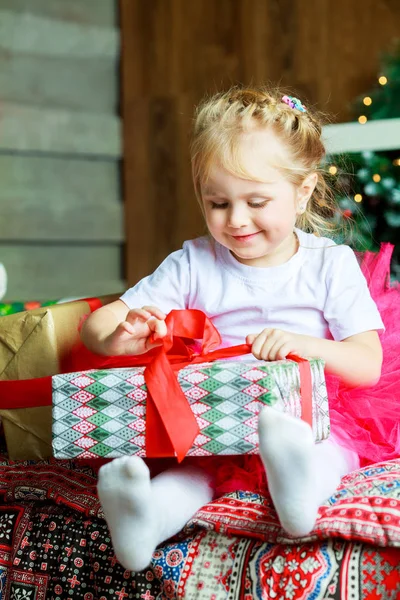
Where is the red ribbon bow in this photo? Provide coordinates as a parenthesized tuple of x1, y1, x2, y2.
(68, 309, 253, 461)
(0, 308, 313, 462)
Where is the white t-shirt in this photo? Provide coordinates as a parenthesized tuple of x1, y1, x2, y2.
(121, 229, 384, 348)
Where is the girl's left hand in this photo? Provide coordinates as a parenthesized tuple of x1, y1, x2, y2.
(246, 328, 314, 361)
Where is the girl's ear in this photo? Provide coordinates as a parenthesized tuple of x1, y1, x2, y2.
(297, 172, 318, 213)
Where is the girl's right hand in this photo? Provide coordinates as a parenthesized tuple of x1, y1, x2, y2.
(103, 305, 167, 356)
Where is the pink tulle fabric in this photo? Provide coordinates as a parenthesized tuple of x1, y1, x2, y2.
(202, 243, 400, 494)
(327, 243, 400, 466)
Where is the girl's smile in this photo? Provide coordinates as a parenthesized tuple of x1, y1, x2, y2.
(230, 231, 262, 243)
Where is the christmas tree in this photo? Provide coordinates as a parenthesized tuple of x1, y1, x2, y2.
(329, 43, 400, 279)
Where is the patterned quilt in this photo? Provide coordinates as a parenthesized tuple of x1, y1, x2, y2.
(0, 459, 399, 599)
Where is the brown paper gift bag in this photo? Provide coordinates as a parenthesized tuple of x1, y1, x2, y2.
(0, 296, 117, 460)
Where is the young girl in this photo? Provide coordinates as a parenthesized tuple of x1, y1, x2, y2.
(81, 87, 387, 572)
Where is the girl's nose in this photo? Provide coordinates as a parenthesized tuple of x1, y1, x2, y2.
(227, 206, 250, 229)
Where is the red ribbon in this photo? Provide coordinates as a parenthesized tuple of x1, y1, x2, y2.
(0, 307, 314, 461)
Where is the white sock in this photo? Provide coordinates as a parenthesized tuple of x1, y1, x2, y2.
(258, 408, 357, 537)
(97, 457, 213, 572)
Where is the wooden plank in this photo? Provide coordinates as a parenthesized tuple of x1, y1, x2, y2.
(0, 9, 119, 59)
(0, 52, 118, 114)
(0, 245, 124, 301)
(323, 118, 400, 155)
(0, 0, 117, 28)
(120, 0, 244, 286)
(0, 156, 123, 242)
(0, 103, 121, 157)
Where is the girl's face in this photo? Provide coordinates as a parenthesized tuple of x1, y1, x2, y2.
(201, 128, 315, 268)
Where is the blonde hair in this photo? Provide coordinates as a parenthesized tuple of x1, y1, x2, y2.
(191, 86, 339, 236)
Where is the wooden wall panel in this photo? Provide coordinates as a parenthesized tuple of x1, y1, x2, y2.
(120, 0, 400, 287)
(0, 102, 121, 159)
(0, 103, 120, 156)
(0, 156, 123, 242)
(0, 0, 123, 302)
(0, 9, 118, 59)
(0, 0, 118, 27)
(0, 54, 118, 114)
(0, 245, 122, 300)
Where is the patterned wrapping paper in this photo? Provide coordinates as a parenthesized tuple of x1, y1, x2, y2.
(52, 358, 330, 460)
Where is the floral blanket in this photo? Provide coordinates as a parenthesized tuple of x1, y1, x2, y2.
(0, 459, 399, 599)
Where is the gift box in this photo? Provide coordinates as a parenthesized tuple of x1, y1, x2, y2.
(0, 295, 118, 460)
(52, 358, 330, 460)
(0, 308, 330, 461)
(0, 300, 58, 317)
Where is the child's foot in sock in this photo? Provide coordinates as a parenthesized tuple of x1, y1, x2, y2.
(97, 456, 159, 572)
(258, 409, 338, 537)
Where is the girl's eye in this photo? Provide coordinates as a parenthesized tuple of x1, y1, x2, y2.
(248, 200, 269, 208)
(209, 199, 270, 209)
(210, 202, 229, 209)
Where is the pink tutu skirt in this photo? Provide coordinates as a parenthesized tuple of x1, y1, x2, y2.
(199, 243, 400, 494)
(327, 243, 400, 466)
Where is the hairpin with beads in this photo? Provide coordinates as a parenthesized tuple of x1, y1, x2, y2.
(282, 95, 307, 113)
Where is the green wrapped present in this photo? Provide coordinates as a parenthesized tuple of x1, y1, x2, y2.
(52, 358, 330, 460)
(0, 300, 57, 317)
